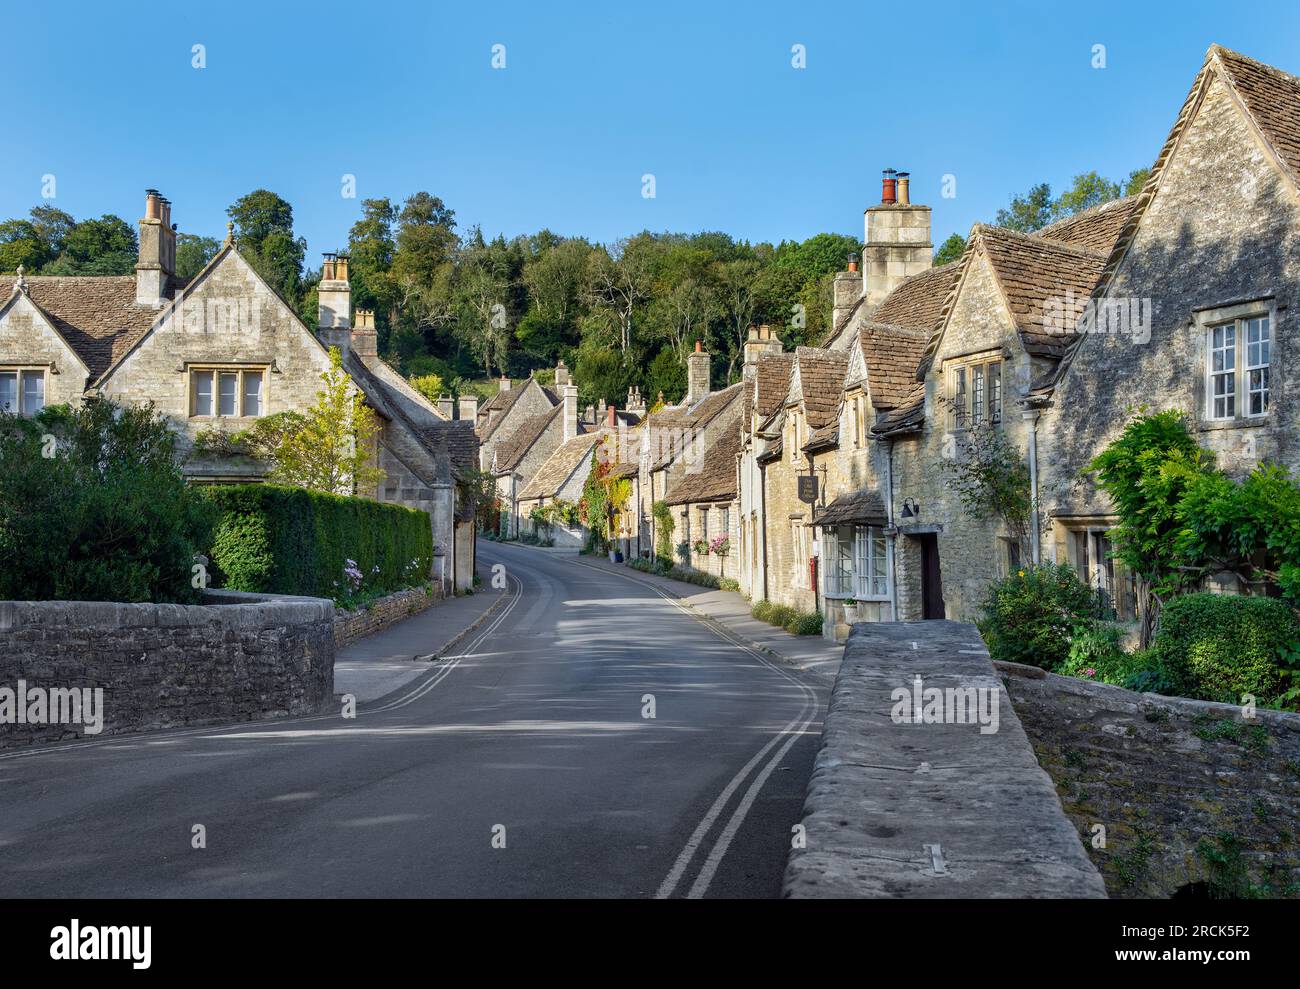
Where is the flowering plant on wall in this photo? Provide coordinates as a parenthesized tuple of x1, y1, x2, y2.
(693, 539, 709, 556)
(709, 535, 730, 557)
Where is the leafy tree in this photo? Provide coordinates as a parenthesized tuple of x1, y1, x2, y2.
(241, 347, 385, 495)
(934, 232, 967, 266)
(0, 219, 52, 273)
(995, 182, 1055, 232)
(1086, 410, 1217, 646)
(1123, 167, 1151, 197)
(42, 214, 138, 275)
(28, 206, 75, 258)
(348, 198, 399, 337)
(408, 373, 445, 404)
(175, 233, 220, 280)
(227, 189, 306, 304)
(1054, 171, 1122, 217)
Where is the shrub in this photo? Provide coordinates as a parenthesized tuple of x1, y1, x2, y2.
(786, 611, 824, 636)
(976, 562, 1105, 671)
(752, 600, 811, 631)
(718, 576, 740, 593)
(0, 399, 213, 603)
(201, 484, 432, 603)
(1148, 593, 1300, 703)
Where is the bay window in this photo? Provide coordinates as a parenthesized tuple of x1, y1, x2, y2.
(822, 525, 889, 599)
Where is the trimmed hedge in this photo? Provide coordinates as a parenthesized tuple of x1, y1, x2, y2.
(1149, 593, 1300, 703)
(200, 484, 433, 600)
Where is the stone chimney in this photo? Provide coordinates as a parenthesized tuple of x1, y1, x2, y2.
(459, 394, 478, 422)
(554, 360, 570, 388)
(584, 403, 595, 425)
(437, 394, 455, 418)
(562, 384, 579, 441)
(743, 324, 784, 380)
(686, 340, 711, 404)
(317, 252, 352, 355)
(606, 404, 617, 428)
(862, 168, 932, 306)
(352, 308, 378, 359)
(625, 385, 646, 417)
(498, 375, 511, 394)
(597, 398, 607, 424)
(832, 255, 864, 340)
(135, 189, 176, 307)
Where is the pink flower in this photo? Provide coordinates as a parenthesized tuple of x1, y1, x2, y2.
(1082, 668, 1097, 679)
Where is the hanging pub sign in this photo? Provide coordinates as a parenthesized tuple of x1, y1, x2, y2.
(798, 475, 818, 505)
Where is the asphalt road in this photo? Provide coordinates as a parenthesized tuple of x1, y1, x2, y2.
(0, 543, 827, 898)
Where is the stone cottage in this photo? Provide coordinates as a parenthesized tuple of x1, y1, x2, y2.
(0, 190, 478, 592)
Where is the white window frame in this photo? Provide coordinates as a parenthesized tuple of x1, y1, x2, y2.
(1198, 302, 1274, 423)
(189, 365, 268, 419)
(0, 366, 48, 416)
(821, 524, 890, 601)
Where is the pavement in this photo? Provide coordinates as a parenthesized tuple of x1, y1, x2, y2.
(0, 540, 830, 898)
(335, 580, 506, 702)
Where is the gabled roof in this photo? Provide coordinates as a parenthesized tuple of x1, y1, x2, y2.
(0, 274, 169, 379)
(1035, 196, 1140, 252)
(858, 321, 929, 410)
(1045, 44, 1300, 396)
(651, 382, 744, 472)
(791, 347, 850, 429)
(518, 432, 601, 501)
(663, 417, 742, 505)
(869, 262, 961, 336)
(478, 377, 554, 442)
(871, 382, 926, 438)
(802, 422, 839, 453)
(492, 403, 563, 474)
(754, 352, 794, 418)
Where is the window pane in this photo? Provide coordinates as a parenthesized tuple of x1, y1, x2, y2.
(242, 373, 262, 416)
(0, 372, 16, 414)
(988, 362, 1002, 424)
(20, 371, 45, 414)
(953, 368, 967, 427)
(1245, 317, 1269, 416)
(193, 370, 213, 416)
(1209, 324, 1236, 419)
(972, 365, 985, 424)
(218, 372, 238, 416)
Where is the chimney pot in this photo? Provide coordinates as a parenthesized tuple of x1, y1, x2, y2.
(881, 168, 898, 205)
(896, 171, 911, 206)
(847, 251, 859, 273)
(694, 340, 702, 353)
(607, 404, 617, 427)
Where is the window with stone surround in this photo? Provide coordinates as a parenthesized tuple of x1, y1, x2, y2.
(822, 524, 888, 599)
(947, 358, 1001, 430)
(1196, 301, 1274, 425)
(1059, 523, 1136, 622)
(0, 367, 46, 415)
(189, 366, 266, 418)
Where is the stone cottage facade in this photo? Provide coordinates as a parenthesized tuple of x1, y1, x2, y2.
(0, 190, 478, 592)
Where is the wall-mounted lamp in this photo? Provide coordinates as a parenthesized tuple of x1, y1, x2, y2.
(900, 497, 920, 519)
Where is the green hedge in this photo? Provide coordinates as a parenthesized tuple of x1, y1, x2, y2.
(1150, 593, 1300, 703)
(200, 484, 433, 601)
(977, 562, 1105, 671)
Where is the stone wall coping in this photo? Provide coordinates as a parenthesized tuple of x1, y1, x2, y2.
(0, 591, 334, 633)
(997, 662, 1300, 733)
(784, 620, 1106, 898)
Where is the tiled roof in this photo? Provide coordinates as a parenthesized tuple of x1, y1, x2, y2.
(812, 490, 887, 526)
(663, 418, 742, 505)
(802, 423, 838, 452)
(492, 403, 562, 473)
(1214, 45, 1300, 184)
(858, 321, 929, 410)
(871, 383, 926, 438)
(971, 225, 1109, 358)
(479, 380, 552, 442)
(1035, 196, 1140, 252)
(754, 353, 794, 417)
(793, 347, 850, 429)
(870, 262, 961, 335)
(651, 383, 744, 471)
(518, 432, 600, 501)
(0, 275, 168, 379)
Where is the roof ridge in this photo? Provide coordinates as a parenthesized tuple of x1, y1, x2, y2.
(1210, 43, 1300, 88)
(1034, 194, 1139, 237)
(974, 222, 1107, 258)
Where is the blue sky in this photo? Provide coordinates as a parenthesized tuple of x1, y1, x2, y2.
(5, 0, 1299, 264)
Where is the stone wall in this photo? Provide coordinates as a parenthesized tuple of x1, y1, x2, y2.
(1001, 661, 1300, 898)
(332, 584, 440, 648)
(784, 621, 1105, 897)
(0, 590, 334, 749)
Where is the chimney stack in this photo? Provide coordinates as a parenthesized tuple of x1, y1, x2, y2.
(606, 404, 617, 428)
(135, 188, 176, 307)
(554, 360, 570, 388)
(351, 308, 378, 359)
(317, 251, 352, 330)
(437, 394, 455, 419)
(563, 384, 579, 441)
(625, 385, 646, 416)
(743, 324, 784, 380)
(498, 375, 511, 394)
(862, 167, 932, 307)
(686, 340, 711, 404)
(459, 394, 479, 422)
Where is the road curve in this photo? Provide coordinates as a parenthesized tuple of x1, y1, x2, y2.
(0, 543, 826, 898)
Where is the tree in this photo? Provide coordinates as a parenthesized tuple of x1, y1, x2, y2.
(717, 257, 761, 380)
(227, 190, 306, 304)
(995, 182, 1055, 232)
(1123, 168, 1151, 197)
(934, 232, 967, 266)
(43, 214, 138, 275)
(408, 373, 445, 404)
(0, 219, 52, 273)
(1087, 410, 1217, 646)
(347, 198, 399, 335)
(585, 235, 661, 353)
(1054, 171, 1122, 217)
(243, 347, 386, 495)
(175, 233, 220, 280)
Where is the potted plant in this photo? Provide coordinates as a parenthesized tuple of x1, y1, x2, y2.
(842, 599, 859, 624)
(693, 538, 709, 557)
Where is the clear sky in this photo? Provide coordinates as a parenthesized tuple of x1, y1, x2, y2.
(5, 0, 1299, 264)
